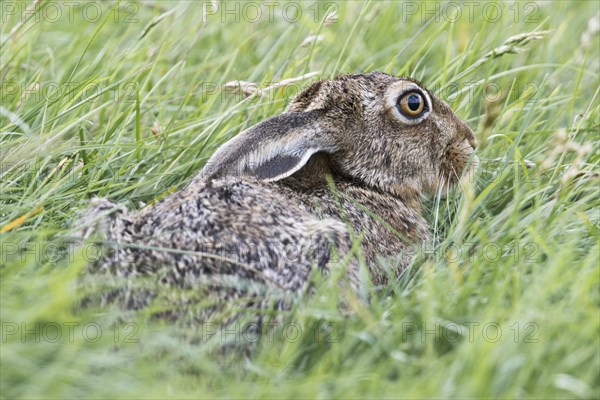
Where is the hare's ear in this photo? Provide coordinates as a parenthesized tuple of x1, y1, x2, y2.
(201, 111, 337, 182)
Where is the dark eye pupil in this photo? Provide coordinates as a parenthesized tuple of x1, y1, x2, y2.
(407, 94, 421, 111)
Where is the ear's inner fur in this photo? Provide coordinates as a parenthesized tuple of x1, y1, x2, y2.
(201, 111, 337, 182)
(253, 149, 321, 182)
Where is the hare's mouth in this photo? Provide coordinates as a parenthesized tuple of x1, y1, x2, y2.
(440, 139, 478, 190)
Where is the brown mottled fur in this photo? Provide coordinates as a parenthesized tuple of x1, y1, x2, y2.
(76, 72, 477, 321)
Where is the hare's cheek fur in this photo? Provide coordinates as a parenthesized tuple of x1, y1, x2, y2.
(438, 118, 478, 189)
(420, 98, 478, 191)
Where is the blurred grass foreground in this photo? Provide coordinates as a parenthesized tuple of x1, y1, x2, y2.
(1, 1, 599, 399)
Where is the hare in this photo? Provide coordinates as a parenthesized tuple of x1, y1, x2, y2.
(77, 72, 477, 319)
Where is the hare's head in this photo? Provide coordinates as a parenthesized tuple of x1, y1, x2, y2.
(202, 72, 477, 198)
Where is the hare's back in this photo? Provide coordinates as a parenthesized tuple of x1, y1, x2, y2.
(129, 178, 349, 290)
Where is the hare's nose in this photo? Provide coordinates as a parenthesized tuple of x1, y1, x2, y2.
(461, 122, 477, 149)
(468, 134, 478, 150)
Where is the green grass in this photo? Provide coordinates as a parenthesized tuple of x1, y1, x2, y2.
(1, 1, 599, 398)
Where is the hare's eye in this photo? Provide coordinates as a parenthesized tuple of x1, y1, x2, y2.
(398, 92, 426, 118)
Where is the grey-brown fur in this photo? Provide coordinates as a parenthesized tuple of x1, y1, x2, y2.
(77, 72, 477, 320)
